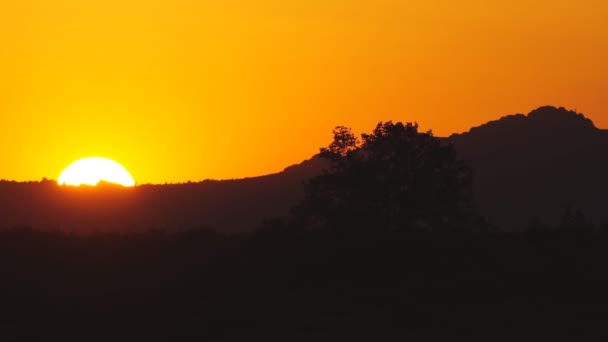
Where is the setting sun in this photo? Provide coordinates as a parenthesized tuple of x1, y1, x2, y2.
(58, 157, 135, 187)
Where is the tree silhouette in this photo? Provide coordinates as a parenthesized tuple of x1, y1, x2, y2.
(295, 121, 475, 231)
(324, 126, 359, 157)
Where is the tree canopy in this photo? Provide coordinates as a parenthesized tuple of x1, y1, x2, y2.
(295, 121, 476, 231)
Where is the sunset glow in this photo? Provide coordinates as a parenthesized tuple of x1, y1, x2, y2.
(58, 158, 135, 187)
(0, 1, 606, 183)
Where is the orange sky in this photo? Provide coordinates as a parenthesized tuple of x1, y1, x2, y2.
(0, 0, 606, 183)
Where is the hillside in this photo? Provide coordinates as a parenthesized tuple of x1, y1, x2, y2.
(0, 106, 606, 232)
(0, 157, 325, 233)
(446, 106, 608, 229)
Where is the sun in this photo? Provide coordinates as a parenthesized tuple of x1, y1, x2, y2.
(58, 157, 135, 187)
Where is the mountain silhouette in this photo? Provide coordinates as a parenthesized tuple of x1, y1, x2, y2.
(0, 157, 326, 233)
(0, 106, 605, 232)
(445, 106, 608, 229)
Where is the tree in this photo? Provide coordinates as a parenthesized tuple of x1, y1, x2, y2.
(323, 126, 359, 157)
(295, 121, 475, 231)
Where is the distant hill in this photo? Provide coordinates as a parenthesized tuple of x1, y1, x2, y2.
(0, 106, 606, 232)
(0, 157, 326, 233)
(445, 106, 608, 229)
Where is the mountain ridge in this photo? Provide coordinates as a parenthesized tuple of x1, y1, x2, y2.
(444, 106, 608, 229)
(0, 106, 606, 232)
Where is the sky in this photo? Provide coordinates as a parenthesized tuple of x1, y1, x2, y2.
(0, 0, 606, 183)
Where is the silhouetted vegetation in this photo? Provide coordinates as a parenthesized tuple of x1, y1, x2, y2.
(294, 122, 478, 232)
(0, 107, 606, 339)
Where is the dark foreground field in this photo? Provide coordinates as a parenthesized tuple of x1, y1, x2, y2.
(0, 226, 599, 341)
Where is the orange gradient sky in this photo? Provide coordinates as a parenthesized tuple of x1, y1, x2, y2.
(0, 0, 606, 183)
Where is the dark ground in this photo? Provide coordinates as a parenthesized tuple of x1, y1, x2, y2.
(0, 226, 599, 341)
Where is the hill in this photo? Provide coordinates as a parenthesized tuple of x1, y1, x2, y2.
(0, 157, 325, 233)
(0, 106, 606, 232)
(446, 106, 608, 229)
